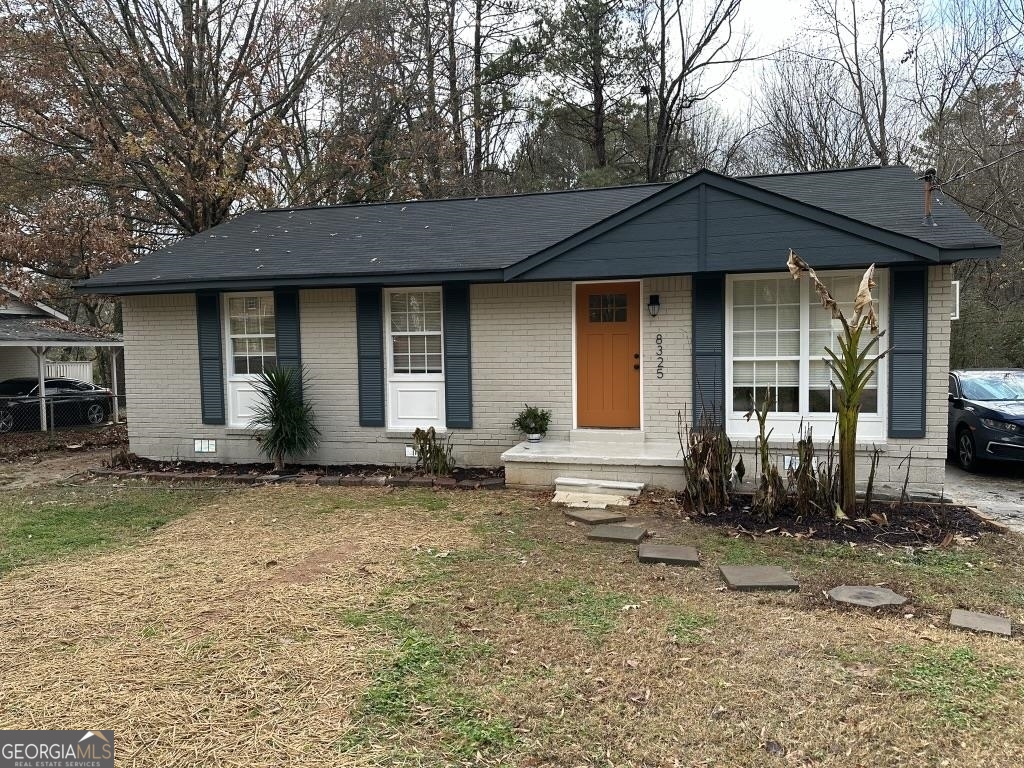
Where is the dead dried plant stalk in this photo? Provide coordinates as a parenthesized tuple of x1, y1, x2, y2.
(787, 250, 887, 516)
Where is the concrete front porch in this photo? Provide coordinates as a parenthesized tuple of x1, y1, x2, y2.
(501, 434, 685, 491)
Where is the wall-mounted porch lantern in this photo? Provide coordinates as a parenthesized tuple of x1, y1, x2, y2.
(647, 294, 661, 317)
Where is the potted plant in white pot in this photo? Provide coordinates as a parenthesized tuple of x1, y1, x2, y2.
(513, 404, 552, 443)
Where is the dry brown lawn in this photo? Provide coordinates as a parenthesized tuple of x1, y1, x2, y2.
(2, 481, 1023, 766)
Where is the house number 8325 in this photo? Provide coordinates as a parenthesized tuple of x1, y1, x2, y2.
(655, 334, 665, 379)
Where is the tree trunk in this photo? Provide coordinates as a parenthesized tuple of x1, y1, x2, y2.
(472, 0, 484, 193)
(838, 403, 859, 515)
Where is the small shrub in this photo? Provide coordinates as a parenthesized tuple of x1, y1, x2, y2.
(512, 404, 552, 436)
(413, 426, 455, 475)
(249, 366, 319, 471)
(745, 388, 785, 521)
(677, 409, 737, 515)
(789, 423, 840, 518)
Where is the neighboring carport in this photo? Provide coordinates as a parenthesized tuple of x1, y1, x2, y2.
(0, 315, 123, 431)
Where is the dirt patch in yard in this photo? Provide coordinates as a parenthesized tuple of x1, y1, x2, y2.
(0, 447, 112, 489)
(0, 422, 126, 460)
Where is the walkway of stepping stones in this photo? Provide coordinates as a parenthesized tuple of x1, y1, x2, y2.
(566, 508, 1014, 638)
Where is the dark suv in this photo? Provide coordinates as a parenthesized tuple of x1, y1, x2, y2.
(0, 377, 112, 433)
(948, 370, 1024, 471)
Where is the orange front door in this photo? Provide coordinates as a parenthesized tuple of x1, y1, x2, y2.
(576, 282, 641, 428)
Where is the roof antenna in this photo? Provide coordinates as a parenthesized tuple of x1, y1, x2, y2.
(919, 168, 938, 227)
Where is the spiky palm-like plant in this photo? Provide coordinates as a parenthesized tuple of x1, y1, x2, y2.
(249, 366, 320, 471)
(787, 250, 887, 517)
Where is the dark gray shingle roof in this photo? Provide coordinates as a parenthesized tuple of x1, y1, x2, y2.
(80, 185, 663, 290)
(745, 165, 999, 250)
(0, 317, 122, 345)
(79, 165, 999, 293)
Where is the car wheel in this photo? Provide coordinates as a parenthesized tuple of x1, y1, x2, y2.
(956, 427, 978, 472)
(85, 402, 107, 426)
(0, 409, 13, 433)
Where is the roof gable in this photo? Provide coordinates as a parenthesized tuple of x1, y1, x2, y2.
(0, 287, 69, 321)
(506, 170, 987, 281)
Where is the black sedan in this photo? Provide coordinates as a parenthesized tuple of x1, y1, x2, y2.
(948, 370, 1024, 471)
(0, 377, 113, 433)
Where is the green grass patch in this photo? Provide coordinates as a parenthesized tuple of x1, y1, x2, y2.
(890, 645, 1018, 727)
(341, 616, 515, 760)
(498, 577, 635, 640)
(0, 486, 220, 575)
(668, 610, 717, 645)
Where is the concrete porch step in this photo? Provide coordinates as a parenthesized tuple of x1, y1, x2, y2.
(554, 476, 644, 497)
(552, 491, 633, 509)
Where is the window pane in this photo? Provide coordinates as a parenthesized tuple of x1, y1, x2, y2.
(778, 331, 800, 356)
(393, 336, 410, 354)
(733, 387, 754, 411)
(734, 306, 755, 332)
(755, 306, 777, 330)
(425, 336, 442, 354)
(426, 354, 443, 373)
(861, 388, 878, 413)
(733, 281, 756, 305)
(755, 332, 777, 356)
(423, 291, 441, 312)
(733, 332, 756, 356)
(409, 354, 427, 372)
(755, 280, 777, 303)
(392, 312, 408, 332)
(230, 317, 245, 334)
(263, 337, 276, 356)
(777, 386, 799, 412)
(778, 305, 800, 330)
(809, 388, 832, 412)
(809, 360, 831, 387)
(424, 311, 442, 332)
(229, 298, 244, 317)
(392, 293, 408, 313)
(776, 279, 799, 304)
(778, 360, 799, 386)
(734, 361, 754, 385)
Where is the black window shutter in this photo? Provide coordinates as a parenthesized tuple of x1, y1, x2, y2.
(196, 292, 225, 425)
(888, 267, 928, 438)
(274, 289, 302, 372)
(443, 283, 473, 429)
(692, 274, 725, 427)
(356, 287, 386, 427)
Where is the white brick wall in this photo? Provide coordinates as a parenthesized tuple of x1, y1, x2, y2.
(122, 269, 952, 494)
(643, 276, 692, 441)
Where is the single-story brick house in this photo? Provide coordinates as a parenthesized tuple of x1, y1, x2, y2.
(77, 166, 999, 494)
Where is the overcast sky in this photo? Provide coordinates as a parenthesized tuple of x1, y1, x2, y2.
(717, 0, 810, 115)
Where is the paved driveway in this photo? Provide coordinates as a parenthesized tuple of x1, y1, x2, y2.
(946, 461, 1024, 532)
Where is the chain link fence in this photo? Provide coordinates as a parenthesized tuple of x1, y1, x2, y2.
(0, 391, 121, 456)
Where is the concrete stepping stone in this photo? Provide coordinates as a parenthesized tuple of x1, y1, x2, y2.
(564, 508, 627, 524)
(950, 608, 1012, 637)
(719, 565, 799, 592)
(828, 585, 907, 608)
(587, 524, 647, 544)
(638, 544, 699, 567)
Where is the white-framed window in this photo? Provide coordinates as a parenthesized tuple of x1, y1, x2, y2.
(385, 288, 446, 430)
(223, 293, 276, 427)
(725, 269, 887, 441)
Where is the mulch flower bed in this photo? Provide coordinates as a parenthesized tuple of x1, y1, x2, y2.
(1, 423, 127, 461)
(93, 455, 505, 489)
(672, 494, 994, 547)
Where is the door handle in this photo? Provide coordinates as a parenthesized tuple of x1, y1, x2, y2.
(633, 363, 640, 370)
(633, 353, 640, 359)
